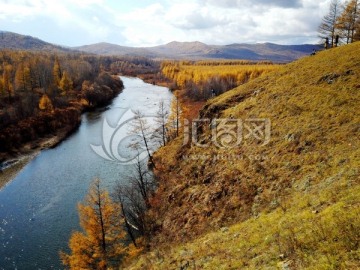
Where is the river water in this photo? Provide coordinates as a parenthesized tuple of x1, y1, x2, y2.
(0, 77, 172, 270)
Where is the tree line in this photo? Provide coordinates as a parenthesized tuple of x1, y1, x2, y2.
(319, 0, 360, 47)
(161, 60, 278, 101)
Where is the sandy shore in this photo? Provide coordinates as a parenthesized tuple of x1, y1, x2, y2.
(0, 130, 71, 190)
(0, 154, 38, 190)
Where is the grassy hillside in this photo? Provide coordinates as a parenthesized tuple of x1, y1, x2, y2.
(126, 43, 360, 269)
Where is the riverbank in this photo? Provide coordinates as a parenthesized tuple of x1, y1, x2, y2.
(0, 125, 79, 190)
(0, 74, 124, 190)
(0, 154, 36, 190)
(137, 73, 173, 88)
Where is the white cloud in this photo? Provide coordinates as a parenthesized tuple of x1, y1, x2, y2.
(116, 3, 172, 46)
(0, 0, 341, 46)
(199, 0, 303, 9)
(166, 3, 228, 30)
(0, 0, 124, 45)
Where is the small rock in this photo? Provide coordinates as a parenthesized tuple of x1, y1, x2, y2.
(220, 227, 229, 233)
(277, 260, 293, 270)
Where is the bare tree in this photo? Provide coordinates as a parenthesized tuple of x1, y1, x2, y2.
(318, 0, 342, 47)
(113, 184, 139, 247)
(130, 110, 156, 168)
(126, 155, 156, 207)
(112, 156, 156, 244)
(154, 100, 169, 147)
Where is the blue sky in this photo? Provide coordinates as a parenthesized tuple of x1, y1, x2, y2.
(0, 0, 338, 47)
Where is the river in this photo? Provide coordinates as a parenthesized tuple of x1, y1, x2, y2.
(0, 77, 173, 270)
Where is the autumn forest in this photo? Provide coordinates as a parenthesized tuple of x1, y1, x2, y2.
(0, 0, 360, 269)
(0, 51, 160, 158)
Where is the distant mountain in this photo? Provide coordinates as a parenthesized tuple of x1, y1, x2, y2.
(0, 31, 70, 52)
(73, 42, 157, 58)
(75, 41, 321, 62)
(149, 41, 213, 57)
(0, 31, 321, 62)
(206, 43, 321, 62)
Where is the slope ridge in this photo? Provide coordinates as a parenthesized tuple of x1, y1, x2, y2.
(127, 43, 360, 269)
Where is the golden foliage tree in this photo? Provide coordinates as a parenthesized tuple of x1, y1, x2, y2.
(53, 57, 62, 87)
(2, 64, 13, 102)
(59, 71, 73, 95)
(61, 178, 127, 270)
(167, 94, 187, 139)
(161, 60, 277, 100)
(38, 94, 53, 112)
(337, 0, 360, 43)
(15, 63, 32, 92)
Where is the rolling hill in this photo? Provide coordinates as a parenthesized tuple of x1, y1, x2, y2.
(126, 42, 360, 269)
(73, 42, 157, 58)
(75, 41, 321, 62)
(0, 31, 320, 62)
(0, 31, 70, 52)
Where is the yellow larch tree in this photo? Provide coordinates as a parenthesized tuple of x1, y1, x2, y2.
(53, 57, 62, 87)
(2, 64, 13, 103)
(337, 0, 360, 43)
(167, 93, 188, 139)
(60, 178, 127, 270)
(38, 94, 53, 112)
(15, 62, 32, 92)
(59, 71, 73, 95)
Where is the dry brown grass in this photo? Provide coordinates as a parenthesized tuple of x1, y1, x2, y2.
(125, 43, 360, 269)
